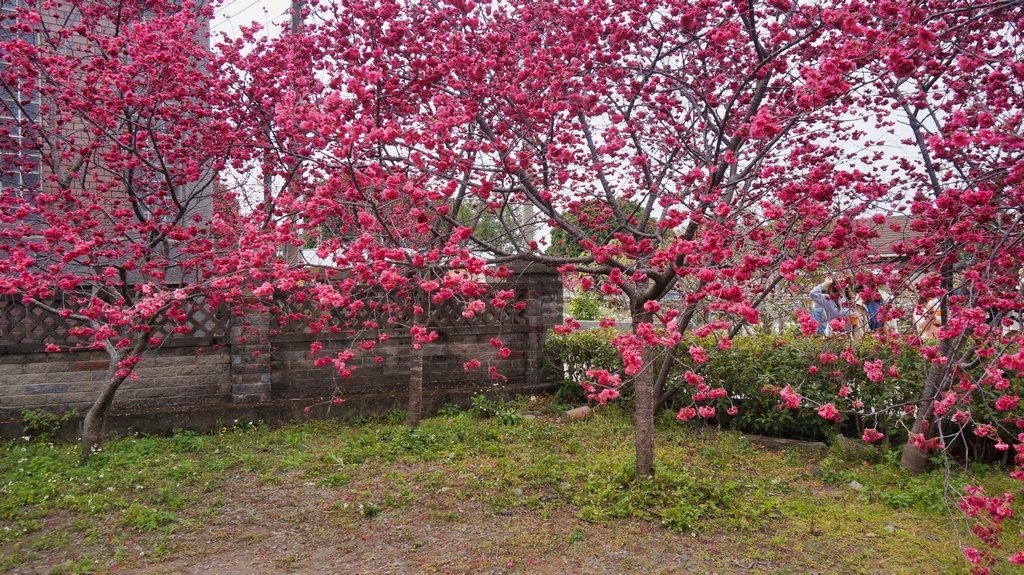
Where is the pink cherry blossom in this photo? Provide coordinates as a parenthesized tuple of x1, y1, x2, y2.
(861, 429, 883, 444)
(817, 403, 841, 422)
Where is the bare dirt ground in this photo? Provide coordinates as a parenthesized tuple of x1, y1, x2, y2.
(104, 470, 746, 575)
(4, 416, 963, 575)
(74, 465, 925, 575)
(109, 492, 766, 574)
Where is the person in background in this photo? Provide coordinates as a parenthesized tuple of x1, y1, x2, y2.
(1002, 271, 1024, 340)
(913, 295, 942, 341)
(854, 284, 899, 336)
(809, 277, 852, 336)
(811, 301, 827, 335)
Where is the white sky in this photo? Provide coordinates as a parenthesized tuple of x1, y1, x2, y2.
(206, 0, 923, 228)
(211, 0, 291, 40)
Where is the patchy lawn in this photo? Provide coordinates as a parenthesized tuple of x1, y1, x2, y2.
(1, 399, 1019, 574)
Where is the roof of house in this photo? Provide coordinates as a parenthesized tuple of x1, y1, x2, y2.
(860, 215, 923, 258)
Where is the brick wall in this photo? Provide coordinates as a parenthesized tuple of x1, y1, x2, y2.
(0, 347, 233, 416)
(0, 263, 563, 435)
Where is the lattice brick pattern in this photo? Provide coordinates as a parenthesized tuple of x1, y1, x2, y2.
(0, 299, 77, 347)
(426, 297, 526, 328)
(150, 299, 229, 340)
(0, 298, 229, 348)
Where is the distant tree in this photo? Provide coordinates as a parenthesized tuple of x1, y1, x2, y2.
(546, 199, 655, 259)
(456, 201, 519, 255)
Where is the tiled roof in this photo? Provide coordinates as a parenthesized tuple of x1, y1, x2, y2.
(858, 215, 923, 258)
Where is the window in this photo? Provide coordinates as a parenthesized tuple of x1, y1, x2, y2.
(0, 0, 41, 200)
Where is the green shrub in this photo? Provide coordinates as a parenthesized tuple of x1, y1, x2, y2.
(544, 330, 926, 442)
(567, 291, 603, 320)
(695, 335, 925, 442)
(542, 328, 621, 404)
(543, 330, 1024, 453)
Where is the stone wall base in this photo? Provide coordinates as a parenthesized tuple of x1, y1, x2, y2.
(0, 381, 555, 441)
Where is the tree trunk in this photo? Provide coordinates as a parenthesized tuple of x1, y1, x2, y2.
(900, 338, 953, 475)
(80, 351, 127, 461)
(407, 284, 426, 428)
(407, 342, 424, 427)
(653, 343, 677, 413)
(632, 309, 656, 478)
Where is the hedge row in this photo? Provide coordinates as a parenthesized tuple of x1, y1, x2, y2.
(543, 330, 1017, 453)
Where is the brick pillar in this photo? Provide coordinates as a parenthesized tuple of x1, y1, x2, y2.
(510, 262, 564, 386)
(230, 301, 272, 403)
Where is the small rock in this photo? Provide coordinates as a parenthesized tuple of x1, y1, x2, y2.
(561, 406, 593, 422)
(884, 524, 896, 533)
(849, 480, 863, 492)
(512, 488, 524, 497)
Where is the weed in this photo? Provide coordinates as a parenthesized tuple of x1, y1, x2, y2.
(153, 487, 187, 511)
(383, 408, 408, 425)
(30, 530, 70, 550)
(48, 557, 98, 575)
(360, 502, 380, 518)
(436, 403, 465, 418)
(469, 395, 523, 424)
(469, 394, 504, 418)
(121, 503, 176, 531)
(278, 552, 306, 567)
(19, 408, 74, 442)
(168, 430, 205, 453)
(229, 415, 262, 429)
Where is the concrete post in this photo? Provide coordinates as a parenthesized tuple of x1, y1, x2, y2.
(510, 262, 563, 386)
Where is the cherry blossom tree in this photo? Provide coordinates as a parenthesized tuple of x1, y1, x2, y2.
(0, 0, 266, 458)
(216, 6, 526, 428)
(864, 0, 1024, 478)
(833, 2, 1024, 570)
(253, 0, 907, 479)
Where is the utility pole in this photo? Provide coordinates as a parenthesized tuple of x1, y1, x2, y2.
(291, 0, 303, 33)
(284, 0, 304, 265)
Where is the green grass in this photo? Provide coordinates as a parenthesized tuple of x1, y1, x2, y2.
(0, 398, 1018, 573)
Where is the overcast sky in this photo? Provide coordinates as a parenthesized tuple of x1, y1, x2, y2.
(211, 0, 291, 40)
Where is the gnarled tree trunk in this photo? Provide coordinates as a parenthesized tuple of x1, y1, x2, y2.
(80, 350, 127, 461)
(900, 338, 954, 475)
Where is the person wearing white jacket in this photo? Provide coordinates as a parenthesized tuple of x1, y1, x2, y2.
(809, 277, 852, 336)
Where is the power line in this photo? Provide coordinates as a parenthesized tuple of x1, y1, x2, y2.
(210, 0, 277, 30)
(213, 0, 244, 17)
